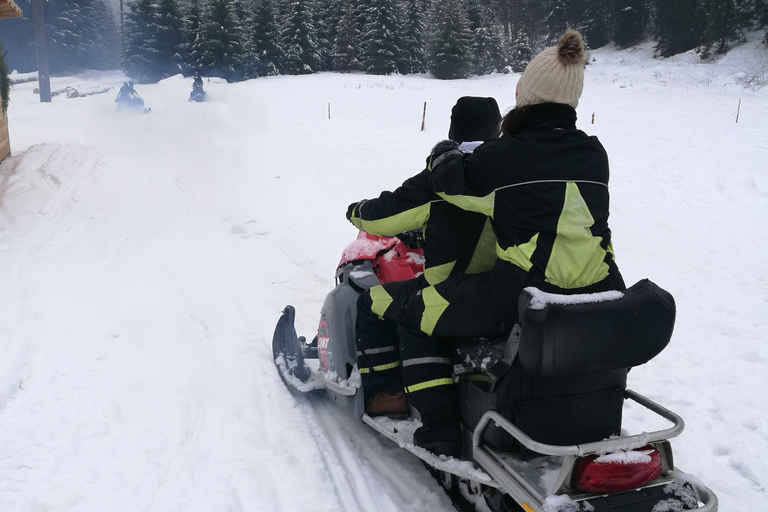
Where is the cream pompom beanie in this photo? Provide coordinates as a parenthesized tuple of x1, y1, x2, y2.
(515, 30, 587, 108)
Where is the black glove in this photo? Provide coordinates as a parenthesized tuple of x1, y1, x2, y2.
(428, 140, 463, 172)
(431, 139, 460, 154)
(397, 228, 424, 249)
(346, 201, 360, 221)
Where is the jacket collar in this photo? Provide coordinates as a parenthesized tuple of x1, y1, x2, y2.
(504, 103, 577, 135)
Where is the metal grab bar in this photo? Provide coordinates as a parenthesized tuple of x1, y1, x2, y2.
(472, 389, 685, 457)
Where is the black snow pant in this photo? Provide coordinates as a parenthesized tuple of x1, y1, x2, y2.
(356, 275, 428, 398)
(397, 260, 626, 429)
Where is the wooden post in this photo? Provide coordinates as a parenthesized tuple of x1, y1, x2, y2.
(328, 102, 331, 120)
(31, 0, 51, 103)
(736, 98, 741, 123)
(591, 112, 595, 124)
(420, 101, 427, 131)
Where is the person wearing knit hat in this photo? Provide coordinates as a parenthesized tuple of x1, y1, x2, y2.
(395, 29, 626, 458)
(345, 97, 501, 420)
(515, 29, 587, 108)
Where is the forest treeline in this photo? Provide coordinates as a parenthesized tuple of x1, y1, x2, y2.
(0, 0, 766, 82)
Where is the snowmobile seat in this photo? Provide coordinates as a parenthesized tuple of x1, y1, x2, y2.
(516, 278, 676, 377)
(459, 279, 676, 456)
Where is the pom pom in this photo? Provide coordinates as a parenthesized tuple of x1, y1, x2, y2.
(557, 29, 586, 66)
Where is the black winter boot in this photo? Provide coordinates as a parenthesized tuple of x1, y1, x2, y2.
(413, 417, 462, 459)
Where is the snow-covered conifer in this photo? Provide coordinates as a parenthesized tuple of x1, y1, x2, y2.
(544, 0, 568, 45)
(427, 0, 472, 79)
(249, 0, 286, 76)
(400, 0, 428, 74)
(147, 0, 186, 78)
(333, 0, 362, 71)
(653, 0, 703, 57)
(509, 28, 532, 72)
(282, 0, 322, 75)
(123, 0, 159, 82)
(360, 0, 404, 75)
(313, 0, 341, 71)
(194, 0, 248, 81)
(612, 0, 645, 48)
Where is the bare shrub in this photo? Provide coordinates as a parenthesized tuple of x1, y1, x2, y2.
(734, 72, 768, 91)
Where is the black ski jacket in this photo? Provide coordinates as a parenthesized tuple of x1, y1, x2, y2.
(429, 103, 622, 291)
(347, 160, 497, 285)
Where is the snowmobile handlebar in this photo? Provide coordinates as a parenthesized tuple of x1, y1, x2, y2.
(472, 389, 685, 458)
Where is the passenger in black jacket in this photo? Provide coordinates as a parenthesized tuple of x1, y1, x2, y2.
(398, 30, 626, 458)
(346, 97, 502, 419)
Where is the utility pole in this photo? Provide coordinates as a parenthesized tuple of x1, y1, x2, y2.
(31, 0, 51, 103)
(120, 0, 124, 30)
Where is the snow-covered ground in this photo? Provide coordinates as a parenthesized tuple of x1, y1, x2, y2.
(0, 35, 766, 512)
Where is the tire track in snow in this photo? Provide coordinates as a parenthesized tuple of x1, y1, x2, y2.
(303, 398, 455, 512)
(146, 312, 215, 512)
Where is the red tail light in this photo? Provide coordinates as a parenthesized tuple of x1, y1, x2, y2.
(572, 445, 663, 493)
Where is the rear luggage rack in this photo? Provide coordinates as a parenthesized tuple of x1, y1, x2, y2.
(472, 390, 718, 511)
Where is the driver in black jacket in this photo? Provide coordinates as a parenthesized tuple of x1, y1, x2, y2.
(346, 97, 502, 419)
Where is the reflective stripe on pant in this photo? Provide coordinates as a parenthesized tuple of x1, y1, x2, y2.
(356, 275, 428, 395)
(397, 270, 513, 426)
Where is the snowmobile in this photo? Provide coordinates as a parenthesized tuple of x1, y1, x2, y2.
(272, 231, 719, 512)
(189, 86, 206, 103)
(116, 99, 150, 114)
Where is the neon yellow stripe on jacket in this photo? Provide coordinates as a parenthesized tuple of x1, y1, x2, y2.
(496, 233, 539, 272)
(436, 191, 495, 218)
(545, 182, 610, 289)
(465, 217, 497, 274)
(350, 203, 430, 236)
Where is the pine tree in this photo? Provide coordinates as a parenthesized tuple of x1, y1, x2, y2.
(313, 0, 341, 71)
(612, 0, 645, 48)
(250, 0, 286, 76)
(509, 27, 533, 72)
(333, 0, 362, 71)
(509, 0, 544, 53)
(581, 0, 610, 49)
(400, 0, 428, 73)
(544, 0, 569, 45)
(123, 0, 160, 82)
(653, 0, 703, 57)
(466, 0, 507, 75)
(148, 0, 186, 78)
(194, 0, 248, 81)
(698, 0, 750, 57)
(427, 0, 472, 79)
(282, 0, 322, 74)
(756, 0, 768, 43)
(46, 1, 84, 72)
(82, 0, 119, 70)
(42, 1, 117, 73)
(360, 0, 403, 74)
(181, 0, 203, 71)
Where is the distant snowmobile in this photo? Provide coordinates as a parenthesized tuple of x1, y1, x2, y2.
(115, 82, 150, 114)
(273, 231, 719, 512)
(189, 73, 206, 102)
